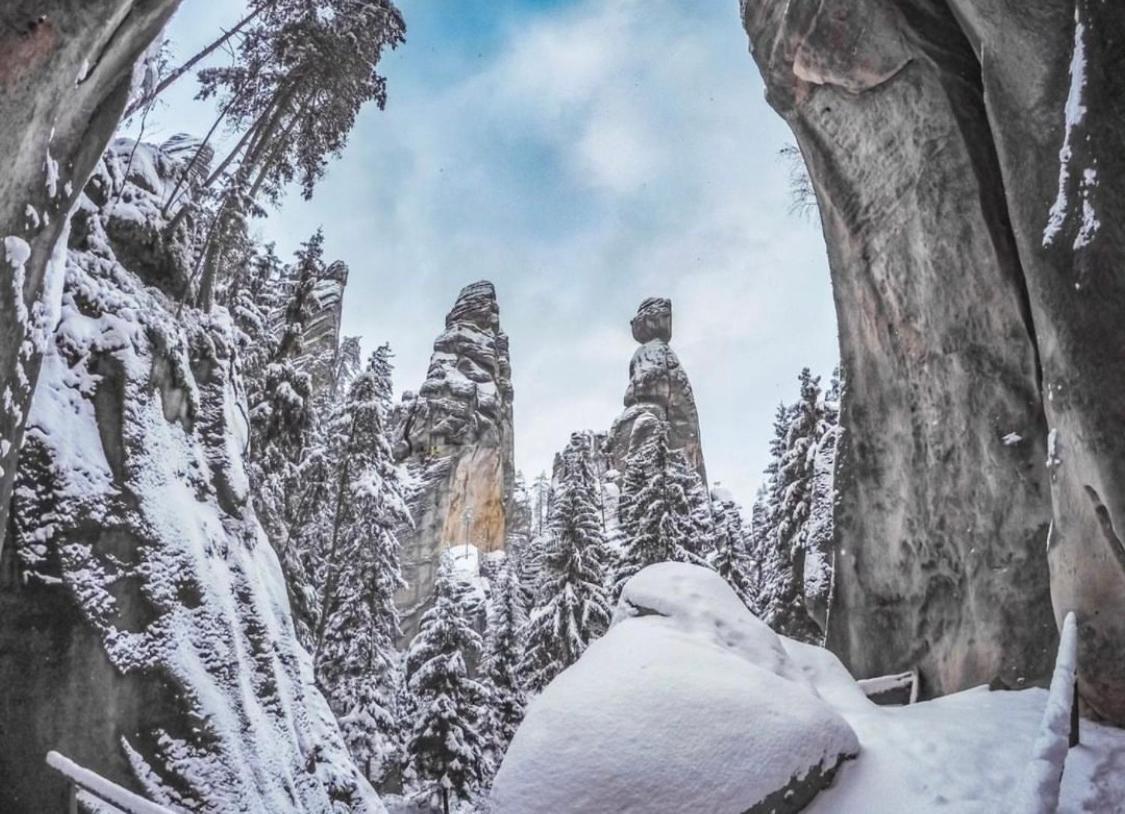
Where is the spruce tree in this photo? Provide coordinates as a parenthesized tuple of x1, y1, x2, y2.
(405, 560, 488, 813)
(481, 560, 527, 782)
(753, 371, 830, 643)
(247, 231, 324, 557)
(709, 491, 758, 613)
(519, 449, 611, 693)
(612, 420, 711, 598)
(308, 349, 410, 783)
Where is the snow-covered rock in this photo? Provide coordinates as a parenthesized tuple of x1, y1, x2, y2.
(0, 139, 380, 813)
(607, 297, 707, 487)
(490, 563, 859, 814)
(392, 281, 515, 639)
(0, 0, 179, 554)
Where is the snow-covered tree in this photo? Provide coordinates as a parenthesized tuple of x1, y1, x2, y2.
(530, 471, 551, 538)
(612, 419, 712, 598)
(752, 368, 842, 643)
(247, 231, 324, 556)
(309, 350, 411, 783)
(709, 490, 759, 613)
(481, 560, 527, 782)
(519, 448, 611, 693)
(804, 369, 841, 629)
(404, 559, 488, 813)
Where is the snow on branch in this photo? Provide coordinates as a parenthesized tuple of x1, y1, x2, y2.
(45, 752, 175, 814)
(1007, 611, 1079, 814)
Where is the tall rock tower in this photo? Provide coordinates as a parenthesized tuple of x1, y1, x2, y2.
(394, 281, 515, 637)
(608, 297, 707, 485)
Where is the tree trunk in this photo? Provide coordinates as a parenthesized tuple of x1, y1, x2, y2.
(122, 4, 262, 120)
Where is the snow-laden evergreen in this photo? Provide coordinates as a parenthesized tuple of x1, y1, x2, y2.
(519, 445, 611, 693)
(481, 560, 528, 784)
(612, 418, 712, 598)
(709, 489, 759, 614)
(293, 346, 412, 783)
(246, 231, 325, 569)
(404, 559, 489, 813)
(751, 368, 840, 643)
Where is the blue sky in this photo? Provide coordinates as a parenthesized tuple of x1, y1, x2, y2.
(142, 0, 838, 507)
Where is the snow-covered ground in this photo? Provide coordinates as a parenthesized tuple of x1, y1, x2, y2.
(803, 681, 1125, 813)
(491, 563, 1125, 814)
(782, 614, 1125, 813)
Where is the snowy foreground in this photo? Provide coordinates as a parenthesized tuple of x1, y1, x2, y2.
(490, 564, 1125, 813)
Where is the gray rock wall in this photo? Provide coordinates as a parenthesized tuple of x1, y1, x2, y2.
(0, 0, 181, 556)
(743, 0, 1125, 719)
(1, 139, 380, 812)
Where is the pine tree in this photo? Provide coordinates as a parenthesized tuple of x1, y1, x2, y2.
(752, 369, 835, 643)
(530, 471, 551, 537)
(405, 560, 488, 813)
(310, 350, 411, 783)
(519, 449, 611, 693)
(612, 420, 711, 598)
(481, 560, 527, 783)
(181, 0, 406, 306)
(709, 491, 758, 613)
(248, 231, 324, 557)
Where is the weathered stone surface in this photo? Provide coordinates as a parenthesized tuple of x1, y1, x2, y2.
(0, 0, 181, 555)
(393, 281, 515, 638)
(743, 0, 1125, 718)
(630, 296, 672, 343)
(608, 298, 707, 486)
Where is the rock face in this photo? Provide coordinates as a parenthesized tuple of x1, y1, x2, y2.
(305, 259, 350, 392)
(0, 0, 181, 555)
(491, 563, 858, 814)
(393, 281, 515, 638)
(743, 0, 1125, 718)
(608, 298, 707, 486)
(0, 140, 380, 811)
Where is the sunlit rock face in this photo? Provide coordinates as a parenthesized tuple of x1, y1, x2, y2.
(608, 298, 707, 486)
(393, 281, 515, 638)
(0, 140, 380, 813)
(743, 0, 1125, 719)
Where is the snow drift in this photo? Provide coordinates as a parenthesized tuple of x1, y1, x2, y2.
(490, 562, 859, 814)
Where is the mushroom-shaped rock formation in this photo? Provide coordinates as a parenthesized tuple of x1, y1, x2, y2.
(608, 297, 707, 486)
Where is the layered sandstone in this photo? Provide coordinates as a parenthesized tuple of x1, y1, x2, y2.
(0, 0, 182, 553)
(393, 281, 515, 637)
(0, 139, 379, 812)
(742, 0, 1125, 718)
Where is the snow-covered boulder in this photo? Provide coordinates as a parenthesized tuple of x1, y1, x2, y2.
(490, 563, 859, 814)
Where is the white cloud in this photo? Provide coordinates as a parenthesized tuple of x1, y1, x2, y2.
(159, 0, 839, 508)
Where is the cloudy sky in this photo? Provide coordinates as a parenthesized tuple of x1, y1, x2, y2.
(144, 0, 838, 507)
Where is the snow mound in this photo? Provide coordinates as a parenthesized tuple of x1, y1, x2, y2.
(491, 563, 859, 814)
